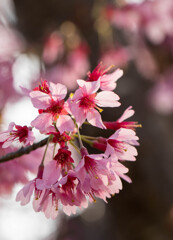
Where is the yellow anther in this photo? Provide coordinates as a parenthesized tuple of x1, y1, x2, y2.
(96, 106, 103, 113)
(137, 124, 142, 128)
(70, 93, 74, 99)
(105, 64, 115, 73)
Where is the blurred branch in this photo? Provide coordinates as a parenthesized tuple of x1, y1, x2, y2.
(0, 137, 49, 163)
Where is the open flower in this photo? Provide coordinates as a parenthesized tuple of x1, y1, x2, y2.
(87, 63, 123, 91)
(75, 148, 117, 202)
(0, 122, 34, 148)
(30, 82, 75, 133)
(105, 128, 139, 161)
(69, 80, 120, 128)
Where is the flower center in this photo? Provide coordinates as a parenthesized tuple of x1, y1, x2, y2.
(12, 125, 29, 143)
(87, 70, 102, 82)
(54, 149, 74, 167)
(33, 80, 50, 94)
(79, 94, 96, 109)
(43, 100, 64, 116)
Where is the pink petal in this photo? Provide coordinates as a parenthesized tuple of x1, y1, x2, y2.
(2, 139, 14, 148)
(0, 132, 10, 142)
(75, 160, 86, 185)
(25, 130, 35, 146)
(23, 181, 35, 197)
(95, 91, 120, 107)
(42, 160, 60, 185)
(8, 122, 15, 131)
(16, 181, 35, 206)
(29, 91, 51, 109)
(87, 109, 106, 129)
(36, 179, 46, 190)
(117, 106, 135, 122)
(70, 101, 86, 127)
(116, 144, 137, 161)
(63, 205, 76, 216)
(31, 113, 52, 132)
(105, 144, 118, 157)
(77, 79, 100, 95)
(71, 88, 83, 101)
(56, 115, 75, 133)
(49, 82, 67, 100)
(100, 69, 123, 91)
(112, 128, 139, 142)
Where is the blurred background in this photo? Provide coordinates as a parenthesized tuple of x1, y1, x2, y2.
(0, 0, 173, 239)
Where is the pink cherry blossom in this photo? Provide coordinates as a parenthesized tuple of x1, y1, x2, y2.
(0, 59, 20, 109)
(0, 141, 43, 196)
(16, 164, 44, 206)
(104, 106, 141, 130)
(16, 180, 36, 206)
(53, 147, 74, 172)
(75, 148, 115, 201)
(0, 122, 35, 148)
(87, 63, 123, 91)
(44, 44, 89, 91)
(75, 148, 132, 202)
(105, 128, 139, 161)
(16, 162, 60, 219)
(69, 79, 120, 127)
(148, 70, 173, 114)
(100, 47, 130, 69)
(50, 131, 71, 147)
(10, 60, 140, 218)
(35, 162, 87, 218)
(30, 82, 75, 133)
(107, 159, 132, 194)
(107, 0, 173, 44)
(42, 31, 64, 64)
(54, 172, 87, 209)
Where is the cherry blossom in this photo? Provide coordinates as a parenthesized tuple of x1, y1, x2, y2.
(105, 128, 139, 161)
(0, 122, 35, 148)
(69, 79, 120, 127)
(87, 62, 123, 91)
(104, 106, 141, 131)
(30, 81, 75, 133)
(0, 61, 141, 218)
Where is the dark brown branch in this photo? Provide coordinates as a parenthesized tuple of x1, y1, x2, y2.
(0, 137, 49, 163)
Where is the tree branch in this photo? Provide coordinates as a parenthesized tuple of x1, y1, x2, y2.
(0, 137, 49, 163)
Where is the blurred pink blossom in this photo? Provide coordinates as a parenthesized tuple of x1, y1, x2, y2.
(107, 0, 173, 44)
(101, 47, 130, 69)
(44, 45, 89, 90)
(42, 32, 64, 65)
(0, 144, 42, 195)
(148, 70, 173, 114)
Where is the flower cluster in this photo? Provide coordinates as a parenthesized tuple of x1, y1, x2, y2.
(0, 63, 140, 219)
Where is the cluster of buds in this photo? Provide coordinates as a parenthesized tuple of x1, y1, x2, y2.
(0, 63, 140, 219)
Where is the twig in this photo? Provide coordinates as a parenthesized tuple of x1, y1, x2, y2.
(0, 137, 49, 163)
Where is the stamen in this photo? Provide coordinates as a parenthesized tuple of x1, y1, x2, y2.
(89, 193, 96, 203)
